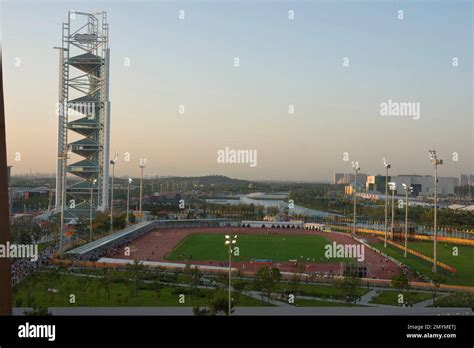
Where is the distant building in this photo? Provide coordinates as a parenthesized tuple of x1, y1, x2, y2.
(344, 182, 365, 195)
(389, 175, 458, 196)
(366, 175, 389, 192)
(334, 173, 367, 185)
(460, 174, 474, 186)
(151, 192, 183, 204)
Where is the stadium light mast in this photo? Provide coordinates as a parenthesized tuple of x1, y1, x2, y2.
(383, 157, 391, 247)
(225, 234, 237, 316)
(110, 152, 118, 232)
(90, 178, 97, 242)
(388, 182, 397, 241)
(402, 183, 413, 258)
(126, 178, 132, 225)
(351, 161, 360, 236)
(429, 150, 443, 272)
(139, 158, 147, 218)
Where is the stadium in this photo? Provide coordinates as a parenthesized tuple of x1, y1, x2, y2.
(60, 219, 403, 283)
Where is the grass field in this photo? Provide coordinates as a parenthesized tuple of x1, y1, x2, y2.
(13, 273, 270, 308)
(369, 290, 432, 306)
(283, 299, 365, 307)
(370, 241, 474, 286)
(165, 233, 349, 263)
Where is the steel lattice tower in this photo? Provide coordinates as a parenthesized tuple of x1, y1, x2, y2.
(55, 11, 110, 223)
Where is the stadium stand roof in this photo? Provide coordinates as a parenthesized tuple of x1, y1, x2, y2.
(66, 220, 156, 256)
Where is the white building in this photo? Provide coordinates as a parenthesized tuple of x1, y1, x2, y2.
(389, 175, 458, 196)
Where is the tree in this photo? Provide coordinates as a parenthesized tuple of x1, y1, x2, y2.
(93, 212, 111, 234)
(254, 267, 282, 302)
(11, 216, 43, 244)
(114, 214, 127, 230)
(155, 284, 162, 302)
(102, 268, 114, 302)
(335, 265, 361, 303)
(267, 206, 280, 217)
(391, 271, 410, 292)
(431, 273, 446, 302)
(183, 264, 202, 295)
(75, 217, 90, 241)
(290, 262, 305, 294)
(193, 292, 235, 316)
(214, 272, 228, 291)
(154, 266, 166, 282)
(232, 270, 246, 298)
(391, 270, 411, 306)
(125, 260, 148, 298)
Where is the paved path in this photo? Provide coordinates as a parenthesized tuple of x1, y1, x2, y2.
(358, 289, 378, 305)
(13, 306, 472, 316)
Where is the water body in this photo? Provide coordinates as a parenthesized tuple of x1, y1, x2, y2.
(205, 195, 339, 217)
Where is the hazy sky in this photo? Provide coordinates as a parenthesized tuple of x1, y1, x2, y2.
(2, 0, 473, 181)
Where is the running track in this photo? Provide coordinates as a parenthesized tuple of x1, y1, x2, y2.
(109, 227, 401, 279)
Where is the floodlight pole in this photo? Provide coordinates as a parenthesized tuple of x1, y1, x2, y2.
(110, 153, 118, 233)
(384, 161, 391, 247)
(434, 162, 438, 272)
(429, 150, 442, 273)
(126, 178, 132, 225)
(390, 185, 395, 241)
(403, 184, 410, 257)
(225, 235, 237, 315)
(228, 241, 232, 315)
(139, 159, 146, 217)
(351, 162, 360, 236)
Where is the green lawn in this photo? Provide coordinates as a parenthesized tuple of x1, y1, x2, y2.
(286, 299, 365, 307)
(13, 273, 269, 308)
(371, 241, 474, 286)
(274, 282, 370, 300)
(166, 233, 350, 263)
(433, 292, 474, 309)
(369, 290, 432, 306)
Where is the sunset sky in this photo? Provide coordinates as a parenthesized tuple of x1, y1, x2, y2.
(2, 0, 472, 181)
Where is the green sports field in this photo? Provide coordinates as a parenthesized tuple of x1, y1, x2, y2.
(370, 240, 474, 286)
(165, 233, 348, 263)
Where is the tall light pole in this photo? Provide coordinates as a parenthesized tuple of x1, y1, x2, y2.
(383, 157, 391, 247)
(139, 158, 147, 218)
(126, 178, 132, 225)
(351, 161, 360, 236)
(402, 183, 413, 258)
(89, 178, 97, 242)
(429, 150, 443, 272)
(225, 234, 237, 316)
(110, 153, 118, 233)
(389, 182, 397, 241)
